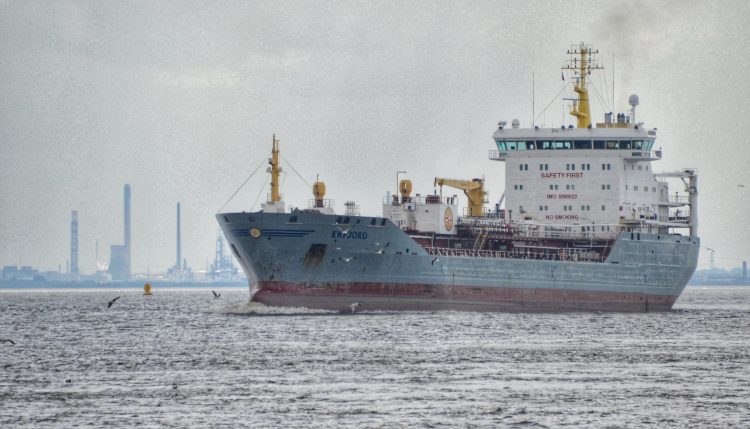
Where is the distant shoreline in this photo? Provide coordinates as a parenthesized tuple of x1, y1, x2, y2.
(2, 279, 747, 290)
(688, 280, 750, 287)
(0, 279, 248, 289)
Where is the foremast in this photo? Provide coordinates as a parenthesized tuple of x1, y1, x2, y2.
(261, 134, 286, 213)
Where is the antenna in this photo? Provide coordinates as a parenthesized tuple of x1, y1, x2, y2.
(532, 72, 535, 127)
(629, 94, 639, 123)
(612, 52, 615, 113)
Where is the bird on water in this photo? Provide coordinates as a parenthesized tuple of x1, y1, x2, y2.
(107, 296, 121, 308)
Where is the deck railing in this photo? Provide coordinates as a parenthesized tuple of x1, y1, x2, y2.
(457, 217, 622, 241)
(425, 246, 605, 263)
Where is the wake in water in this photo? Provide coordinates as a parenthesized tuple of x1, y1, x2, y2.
(217, 277, 339, 315)
(218, 300, 336, 316)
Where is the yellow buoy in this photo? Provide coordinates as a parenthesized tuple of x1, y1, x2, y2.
(143, 282, 153, 295)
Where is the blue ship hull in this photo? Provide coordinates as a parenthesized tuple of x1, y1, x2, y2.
(218, 211, 699, 312)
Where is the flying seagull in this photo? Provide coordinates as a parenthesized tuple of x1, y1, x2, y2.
(350, 302, 362, 313)
(212, 290, 221, 299)
(1, 339, 15, 345)
(431, 257, 440, 265)
(342, 256, 356, 262)
(375, 242, 391, 254)
(739, 184, 745, 188)
(107, 296, 121, 308)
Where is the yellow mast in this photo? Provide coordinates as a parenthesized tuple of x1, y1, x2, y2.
(562, 43, 602, 129)
(271, 134, 280, 203)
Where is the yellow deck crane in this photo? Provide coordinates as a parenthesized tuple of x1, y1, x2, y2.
(434, 177, 487, 217)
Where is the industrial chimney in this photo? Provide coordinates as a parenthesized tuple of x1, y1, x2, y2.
(70, 210, 78, 274)
(176, 202, 181, 270)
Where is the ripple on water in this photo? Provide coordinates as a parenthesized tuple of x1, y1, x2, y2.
(0, 286, 748, 427)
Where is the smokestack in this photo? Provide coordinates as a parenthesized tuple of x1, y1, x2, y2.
(70, 210, 78, 274)
(108, 184, 132, 280)
(124, 184, 131, 277)
(176, 202, 181, 270)
(124, 185, 131, 248)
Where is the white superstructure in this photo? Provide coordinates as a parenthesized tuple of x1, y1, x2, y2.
(491, 123, 664, 228)
(486, 43, 696, 239)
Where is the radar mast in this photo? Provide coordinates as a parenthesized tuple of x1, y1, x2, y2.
(562, 43, 603, 128)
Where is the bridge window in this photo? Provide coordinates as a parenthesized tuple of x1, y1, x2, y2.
(541, 141, 553, 149)
(619, 141, 632, 150)
(594, 140, 605, 149)
(633, 141, 644, 149)
(507, 141, 518, 150)
(497, 141, 507, 151)
(606, 141, 618, 149)
(574, 140, 592, 149)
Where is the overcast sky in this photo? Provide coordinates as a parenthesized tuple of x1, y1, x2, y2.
(1, 0, 748, 273)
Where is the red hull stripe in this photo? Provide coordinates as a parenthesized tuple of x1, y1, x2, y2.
(254, 281, 677, 313)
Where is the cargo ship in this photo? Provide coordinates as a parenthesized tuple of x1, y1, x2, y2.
(217, 43, 699, 312)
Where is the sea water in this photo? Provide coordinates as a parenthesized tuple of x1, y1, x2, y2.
(0, 286, 748, 427)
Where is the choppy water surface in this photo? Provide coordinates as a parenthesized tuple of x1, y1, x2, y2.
(1, 286, 749, 428)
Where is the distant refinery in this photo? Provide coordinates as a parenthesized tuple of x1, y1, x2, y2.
(0, 183, 243, 284)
